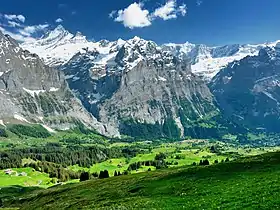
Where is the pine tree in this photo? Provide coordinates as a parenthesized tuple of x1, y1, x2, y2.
(99, 171, 104, 179)
(99, 170, 110, 179)
(80, 171, 90, 182)
(104, 170, 109, 178)
(203, 159, 210, 165)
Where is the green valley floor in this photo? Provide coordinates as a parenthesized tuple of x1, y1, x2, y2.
(2, 151, 280, 210)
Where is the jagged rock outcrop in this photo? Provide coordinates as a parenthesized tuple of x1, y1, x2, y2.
(0, 31, 118, 136)
(210, 43, 280, 132)
(61, 37, 219, 138)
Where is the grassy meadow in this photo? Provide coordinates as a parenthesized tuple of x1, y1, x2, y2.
(3, 151, 280, 209)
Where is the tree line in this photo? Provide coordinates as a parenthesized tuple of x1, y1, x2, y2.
(0, 144, 144, 169)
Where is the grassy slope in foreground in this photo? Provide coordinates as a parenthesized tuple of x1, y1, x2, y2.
(6, 152, 280, 210)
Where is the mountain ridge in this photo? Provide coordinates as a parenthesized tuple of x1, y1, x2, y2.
(0, 30, 118, 136)
(210, 43, 280, 133)
(21, 25, 280, 81)
(5, 25, 280, 139)
(60, 36, 220, 139)
(19, 25, 280, 138)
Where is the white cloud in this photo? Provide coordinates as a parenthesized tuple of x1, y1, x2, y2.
(0, 13, 49, 43)
(4, 14, 25, 23)
(0, 26, 36, 42)
(196, 0, 203, 6)
(153, 0, 177, 20)
(18, 29, 31, 36)
(23, 24, 49, 34)
(114, 3, 151, 29)
(179, 4, 187, 16)
(7, 21, 22, 27)
(111, 1, 187, 29)
(55, 18, 63, 23)
(153, 0, 187, 20)
(109, 10, 117, 18)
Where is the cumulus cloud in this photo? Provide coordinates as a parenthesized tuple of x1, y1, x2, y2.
(0, 14, 49, 42)
(114, 3, 151, 29)
(4, 14, 25, 23)
(109, 10, 117, 18)
(110, 1, 187, 29)
(7, 21, 22, 27)
(21, 24, 49, 35)
(178, 4, 187, 16)
(55, 18, 63, 23)
(153, 0, 178, 20)
(152, 0, 187, 20)
(0, 26, 36, 42)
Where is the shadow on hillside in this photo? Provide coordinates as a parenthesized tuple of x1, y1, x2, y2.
(0, 185, 42, 207)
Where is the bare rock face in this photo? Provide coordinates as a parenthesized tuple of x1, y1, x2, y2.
(20, 26, 256, 139)
(0, 31, 118, 136)
(62, 37, 218, 138)
(210, 44, 280, 133)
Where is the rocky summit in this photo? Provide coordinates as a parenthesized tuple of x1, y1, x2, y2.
(61, 36, 219, 138)
(0, 30, 118, 136)
(211, 42, 280, 133)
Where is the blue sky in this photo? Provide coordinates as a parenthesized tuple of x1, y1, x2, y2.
(0, 0, 280, 45)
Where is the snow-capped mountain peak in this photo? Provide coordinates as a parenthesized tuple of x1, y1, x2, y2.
(20, 25, 280, 82)
(38, 25, 72, 46)
(72, 31, 87, 43)
(21, 25, 96, 66)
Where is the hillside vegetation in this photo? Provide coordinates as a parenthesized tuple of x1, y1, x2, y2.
(4, 152, 280, 209)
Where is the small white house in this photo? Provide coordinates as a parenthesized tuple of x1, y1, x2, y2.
(4, 169, 13, 175)
(18, 172, 27, 176)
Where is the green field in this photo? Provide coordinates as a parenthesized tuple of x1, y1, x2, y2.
(3, 152, 280, 209)
(2, 125, 280, 209)
(0, 168, 51, 188)
(1, 129, 279, 188)
(69, 141, 278, 176)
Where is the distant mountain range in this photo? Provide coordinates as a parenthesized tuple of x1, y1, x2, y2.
(22, 25, 279, 81)
(1, 25, 280, 139)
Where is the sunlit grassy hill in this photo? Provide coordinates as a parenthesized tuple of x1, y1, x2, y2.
(4, 151, 280, 209)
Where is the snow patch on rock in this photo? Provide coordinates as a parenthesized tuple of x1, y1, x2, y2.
(41, 124, 56, 133)
(23, 87, 46, 97)
(14, 114, 30, 123)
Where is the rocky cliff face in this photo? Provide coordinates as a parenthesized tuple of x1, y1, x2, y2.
(61, 37, 219, 138)
(210, 43, 280, 133)
(163, 43, 269, 81)
(0, 31, 117, 136)
(21, 25, 272, 138)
